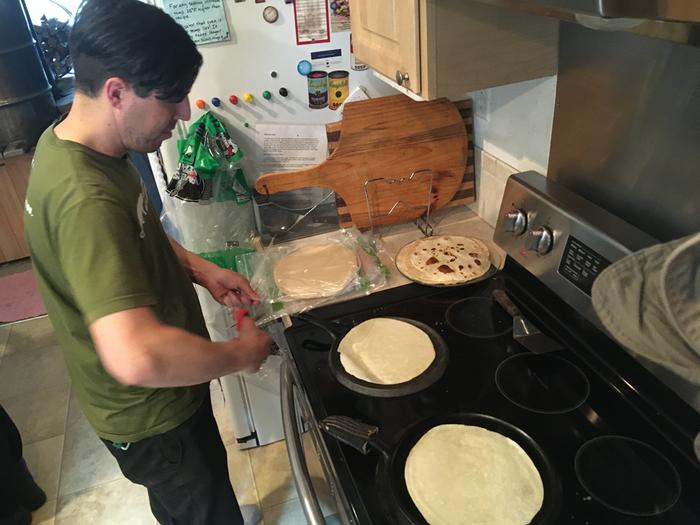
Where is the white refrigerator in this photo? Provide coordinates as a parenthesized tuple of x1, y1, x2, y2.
(147, 0, 397, 448)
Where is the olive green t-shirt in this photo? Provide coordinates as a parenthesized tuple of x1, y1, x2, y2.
(24, 124, 209, 442)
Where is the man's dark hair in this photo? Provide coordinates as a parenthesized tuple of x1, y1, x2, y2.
(69, 0, 202, 102)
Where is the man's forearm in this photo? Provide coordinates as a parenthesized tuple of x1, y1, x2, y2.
(167, 235, 216, 285)
(93, 317, 246, 387)
(129, 324, 248, 387)
(90, 307, 269, 388)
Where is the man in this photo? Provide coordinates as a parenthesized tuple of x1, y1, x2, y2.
(23, 1, 272, 523)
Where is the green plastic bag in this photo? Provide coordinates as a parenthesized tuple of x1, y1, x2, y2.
(166, 112, 251, 204)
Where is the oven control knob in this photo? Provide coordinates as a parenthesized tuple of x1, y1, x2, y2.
(504, 209, 527, 236)
(526, 226, 554, 255)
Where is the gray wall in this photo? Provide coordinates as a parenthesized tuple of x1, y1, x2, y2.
(548, 22, 700, 242)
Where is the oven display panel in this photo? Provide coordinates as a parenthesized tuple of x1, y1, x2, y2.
(558, 235, 611, 296)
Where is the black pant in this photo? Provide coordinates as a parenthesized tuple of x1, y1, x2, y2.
(103, 396, 243, 525)
(0, 405, 23, 517)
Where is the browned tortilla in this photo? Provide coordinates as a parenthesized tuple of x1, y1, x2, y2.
(396, 236, 491, 285)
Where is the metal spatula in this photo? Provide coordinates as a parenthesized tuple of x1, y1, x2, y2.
(492, 290, 563, 354)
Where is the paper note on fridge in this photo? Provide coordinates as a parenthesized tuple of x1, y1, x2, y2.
(163, 0, 230, 45)
(257, 123, 328, 173)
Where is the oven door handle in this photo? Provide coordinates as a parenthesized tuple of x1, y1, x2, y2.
(281, 360, 326, 525)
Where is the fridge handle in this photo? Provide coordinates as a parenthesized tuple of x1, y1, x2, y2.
(281, 361, 326, 525)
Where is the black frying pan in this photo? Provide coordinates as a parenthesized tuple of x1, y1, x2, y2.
(322, 413, 562, 525)
(296, 313, 449, 397)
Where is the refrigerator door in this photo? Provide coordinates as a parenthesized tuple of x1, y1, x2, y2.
(153, 0, 398, 183)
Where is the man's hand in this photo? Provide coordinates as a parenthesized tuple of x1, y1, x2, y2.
(166, 236, 260, 307)
(199, 265, 260, 308)
(231, 316, 273, 373)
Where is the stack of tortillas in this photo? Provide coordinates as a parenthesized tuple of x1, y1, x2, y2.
(405, 424, 544, 525)
(338, 318, 436, 384)
(396, 236, 492, 286)
(273, 243, 359, 299)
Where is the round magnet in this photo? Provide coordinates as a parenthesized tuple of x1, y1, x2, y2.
(195, 99, 205, 109)
(278, 87, 288, 97)
(211, 97, 221, 107)
(263, 6, 278, 23)
(243, 92, 254, 103)
(262, 90, 272, 100)
(297, 60, 312, 76)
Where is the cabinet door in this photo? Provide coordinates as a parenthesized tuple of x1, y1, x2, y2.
(0, 154, 32, 263)
(350, 0, 421, 94)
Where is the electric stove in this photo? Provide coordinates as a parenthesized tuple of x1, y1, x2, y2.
(282, 172, 700, 524)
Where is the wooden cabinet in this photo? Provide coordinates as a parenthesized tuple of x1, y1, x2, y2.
(350, 0, 559, 100)
(0, 153, 32, 263)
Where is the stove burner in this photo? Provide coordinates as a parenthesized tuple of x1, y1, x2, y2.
(445, 297, 512, 338)
(574, 436, 681, 517)
(495, 354, 590, 414)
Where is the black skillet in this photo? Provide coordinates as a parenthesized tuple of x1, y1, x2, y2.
(296, 313, 449, 397)
(322, 413, 562, 525)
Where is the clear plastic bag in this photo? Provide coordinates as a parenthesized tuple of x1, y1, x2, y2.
(157, 112, 257, 255)
(239, 228, 389, 325)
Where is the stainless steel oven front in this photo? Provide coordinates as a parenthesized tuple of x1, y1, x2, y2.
(269, 320, 354, 525)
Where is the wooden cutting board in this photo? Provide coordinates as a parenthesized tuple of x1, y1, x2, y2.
(254, 94, 467, 229)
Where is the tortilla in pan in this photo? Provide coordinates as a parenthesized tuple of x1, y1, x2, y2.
(404, 424, 544, 525)
(338, 318, 436, 384)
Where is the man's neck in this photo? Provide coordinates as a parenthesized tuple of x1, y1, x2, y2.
(54, 94, 127, 158)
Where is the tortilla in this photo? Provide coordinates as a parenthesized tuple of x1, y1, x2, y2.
(396, 236, 491, 285)
(338, 318, 435, 384)
(405, 424, 544, 525)
(273, 243, 359, 299)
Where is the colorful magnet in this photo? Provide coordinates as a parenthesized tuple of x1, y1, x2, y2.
(278, 87, 288, 97)
(262, 90, 272, 100)
(243, 92, 254, 103)
(195, 99, 206, 109)
(229, 95, 239, 105)
(297, 60, 312, 76)
(211, 97, 221, 107)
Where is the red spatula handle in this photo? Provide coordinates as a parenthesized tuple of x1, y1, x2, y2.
(235, 309, 249, 331)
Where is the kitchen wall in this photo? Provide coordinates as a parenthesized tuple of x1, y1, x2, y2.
(465, 75, 558, 226)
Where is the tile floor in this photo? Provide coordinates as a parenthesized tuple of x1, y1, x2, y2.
(0, 314, 337, 525)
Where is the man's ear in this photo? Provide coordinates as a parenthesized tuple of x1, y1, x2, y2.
(104, 77, 130, 109)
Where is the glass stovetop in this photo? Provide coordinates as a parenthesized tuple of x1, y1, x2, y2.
(284, 266, 700, 525)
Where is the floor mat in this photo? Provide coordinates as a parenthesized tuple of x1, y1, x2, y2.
(0, 270, 47, 324)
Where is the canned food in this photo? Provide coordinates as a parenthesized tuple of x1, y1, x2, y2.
(307, 71, 328, 109)
(328, 70, 349, 110)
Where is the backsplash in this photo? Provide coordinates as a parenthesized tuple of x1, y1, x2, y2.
(463, 75, 557, 229)
(470, 147, 519, 228)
